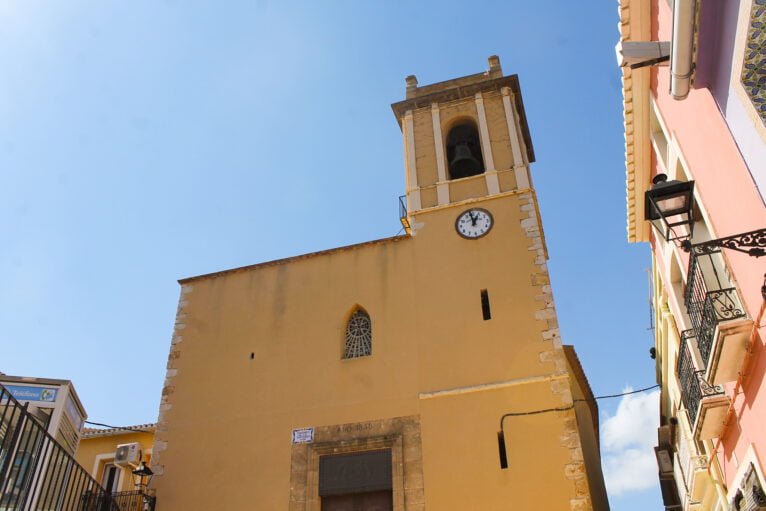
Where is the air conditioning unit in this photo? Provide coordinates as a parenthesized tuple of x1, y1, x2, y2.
(658, 424, 673, 448)
(114, 443, 141, 467)
(654, 446, 674, 476)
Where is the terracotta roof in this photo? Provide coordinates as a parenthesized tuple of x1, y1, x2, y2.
(81, 423, 156, 438)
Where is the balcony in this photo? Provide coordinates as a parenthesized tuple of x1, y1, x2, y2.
(678, 332, 729, 440)
(674, 427, 712, 509)
(684, 245, 752, 384)
(687, 454, 711, 504)
(398, 195, 411, 234)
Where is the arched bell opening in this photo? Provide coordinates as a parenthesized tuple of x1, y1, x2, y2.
(446, 121, 485, 180)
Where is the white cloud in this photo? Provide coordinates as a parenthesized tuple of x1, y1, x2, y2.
(601, 388, 660, 496)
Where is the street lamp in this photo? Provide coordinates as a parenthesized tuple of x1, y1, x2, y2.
(132, 461, 156, 511)
(644, 174, 695, 243)
(132, 461, 154, 490)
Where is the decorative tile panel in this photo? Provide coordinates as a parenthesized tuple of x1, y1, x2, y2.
(742, 0, 766, 125)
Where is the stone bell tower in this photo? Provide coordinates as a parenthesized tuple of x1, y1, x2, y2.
(392, 55, 535, 223)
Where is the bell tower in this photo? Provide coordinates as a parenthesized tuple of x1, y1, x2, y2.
(391, 55, 536, 219)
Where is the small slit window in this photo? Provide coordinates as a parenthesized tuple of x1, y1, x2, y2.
(481, 289, 492, 320)
(446, 121, 485, 180)
(344, 309, 372, 359)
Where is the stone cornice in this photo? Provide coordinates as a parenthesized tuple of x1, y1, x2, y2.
(620, 0, 652, 243)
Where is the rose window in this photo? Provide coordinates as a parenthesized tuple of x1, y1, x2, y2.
(344, 310, 372, 359)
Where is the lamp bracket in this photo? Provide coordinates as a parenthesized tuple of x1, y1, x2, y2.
(630, 55, 670, 69)
(682, 228, 766, 258)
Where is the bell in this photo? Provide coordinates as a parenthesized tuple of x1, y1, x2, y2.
(449, 142, 483, 179)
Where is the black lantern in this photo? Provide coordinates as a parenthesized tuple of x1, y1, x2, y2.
(645, 174, 695, 242)
(132, 461, 154, 489)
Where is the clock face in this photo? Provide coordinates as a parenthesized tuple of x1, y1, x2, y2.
(455, 208, 493, 239)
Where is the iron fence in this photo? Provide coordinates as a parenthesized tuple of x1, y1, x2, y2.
(398, 195, 410, 232)
(677, 331, 724, 427)
(80, 490, 156, 511)
(684, 246, 746, 368)
(0, 383, 108, 510)
(678, 332, 702, 426)
(110, 490, 155, 511)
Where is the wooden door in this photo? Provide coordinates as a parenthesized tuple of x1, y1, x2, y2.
(321, 490, 393, 511)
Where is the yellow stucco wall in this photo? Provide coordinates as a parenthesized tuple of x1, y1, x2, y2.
(419, 185, 438, 209)
(152, 193, 601, 510)
(449, 173, 488, 202)
(484, 92, 514, 171)
(439, 99, 478, 136)
(497, 168, 518, 193)
(413, 107, 438, 189)
(75, 431, 154, 493)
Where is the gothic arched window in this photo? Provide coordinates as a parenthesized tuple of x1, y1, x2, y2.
(343, 309, 372, 359)
(446, 121, 485, 180)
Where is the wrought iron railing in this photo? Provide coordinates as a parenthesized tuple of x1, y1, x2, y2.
(677, 331, 724, 427)
(81, 490, 156, 511)
(111, 490, 156, 511)
(678, 332, 702, 426)
(398, 195, 410, 232)
(0, 384, 109, 510)
(684, 245, 747, 368)
(690, 454, 708, 472)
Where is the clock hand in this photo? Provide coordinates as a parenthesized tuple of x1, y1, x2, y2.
(469, 212, 477, 226)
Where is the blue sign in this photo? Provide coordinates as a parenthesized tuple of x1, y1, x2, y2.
(4, 385, 58, 403)
(292, 427, 314, 444)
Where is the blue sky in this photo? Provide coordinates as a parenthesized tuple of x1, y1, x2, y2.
(0, 1, 660, 508)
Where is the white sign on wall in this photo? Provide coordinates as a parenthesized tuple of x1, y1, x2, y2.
(292, 427, 314, 444)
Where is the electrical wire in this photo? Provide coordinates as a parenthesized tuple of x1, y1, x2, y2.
(588, 384, 660, 401)
(86, 386, 661, 434)
(499, 383, 660, 429)
(83, 420, 153, 433)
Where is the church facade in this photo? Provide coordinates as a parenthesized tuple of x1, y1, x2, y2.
(150, 57, 609, 510)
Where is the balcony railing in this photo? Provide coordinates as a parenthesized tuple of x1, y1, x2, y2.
(678, 331, 725, 431)
(81, 490, 156, 511)
(684, 246, 747, 369)
(0, 384, 109, 510)
(398, 195, 411, 233)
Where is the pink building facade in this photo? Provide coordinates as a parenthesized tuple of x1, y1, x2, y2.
(619, 0, 766, 509)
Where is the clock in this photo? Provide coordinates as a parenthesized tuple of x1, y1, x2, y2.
(455, 208, 493, 239)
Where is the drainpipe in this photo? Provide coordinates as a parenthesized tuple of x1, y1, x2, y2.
(670, 0, 697, 100)
(705, 439, 731, 510)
